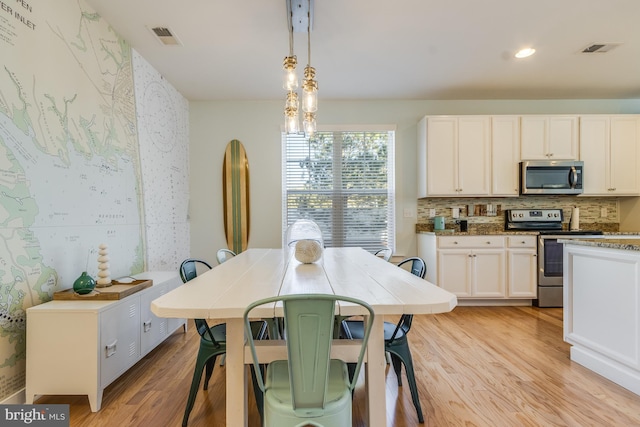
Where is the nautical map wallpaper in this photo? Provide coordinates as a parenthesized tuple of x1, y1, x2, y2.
(0, 0, 189, 401)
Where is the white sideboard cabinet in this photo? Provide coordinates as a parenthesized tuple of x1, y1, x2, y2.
(25, 271, 185, 412)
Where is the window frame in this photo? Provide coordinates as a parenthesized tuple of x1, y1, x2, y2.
(281, 125, 396, 252)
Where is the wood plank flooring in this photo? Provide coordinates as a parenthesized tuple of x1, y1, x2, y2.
(36, 307, 640, 426)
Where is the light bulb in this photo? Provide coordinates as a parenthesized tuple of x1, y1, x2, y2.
(286, 111, 300, 134)
(303, 112, 316, 136)
(302, 86, 317, 113)
(282, 56, 298, 90)
(302, 66, 318, 113)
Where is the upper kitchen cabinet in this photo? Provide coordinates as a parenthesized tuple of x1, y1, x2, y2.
(418, 116, 490, 197)
(520, 115, 578, 160)
(491, 116, 520, 196)
(580, 115, 640, 196)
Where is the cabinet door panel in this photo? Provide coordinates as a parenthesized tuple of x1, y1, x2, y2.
(426, 118, 457, 195)
(437, 251, 471, 297)
(521, 116, 548, 160)
(458, 117, 490, 195)
(473, 250, 505, 297)
(492, 116, 520, 196)
(580, 116, 610, 194)
(100, 298, 140, 387)
(508, 249, 537, 297)
(140, 284, 168, 356)
(548, 116, 578, 159)
(610, 116, 640, 194)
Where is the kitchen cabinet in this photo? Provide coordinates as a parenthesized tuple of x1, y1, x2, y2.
(418, 233, 539, 302)
(418, 116, 490, 197)
(580, 115, 640, 196)
(491, 116, 520, 196)
(521, 115, 578, 160)
(506, 236, 537, 298)
(26, 271, 185, 412)
(564, 242, 640, 395)
(436, 236, 505, 298)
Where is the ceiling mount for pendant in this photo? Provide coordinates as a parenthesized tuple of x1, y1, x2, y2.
(288, 0, 313, 33)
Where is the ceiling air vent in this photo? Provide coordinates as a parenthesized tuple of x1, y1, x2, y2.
(581, 43, 621, 54)
(149, 26, 182, 46)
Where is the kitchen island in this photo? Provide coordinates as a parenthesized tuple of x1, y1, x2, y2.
(562, 238, 640, 396)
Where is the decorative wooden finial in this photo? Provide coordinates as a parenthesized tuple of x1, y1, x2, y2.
(96, 243, 112, 288)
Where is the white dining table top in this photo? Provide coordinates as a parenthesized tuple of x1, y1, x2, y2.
(151, 247, 457, 320)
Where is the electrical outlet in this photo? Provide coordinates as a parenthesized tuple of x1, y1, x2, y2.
(452, 207, 460, 219)
(601, 207, 608, 218)
(403, 208, 413, 218)
(428, 208, 436, 218)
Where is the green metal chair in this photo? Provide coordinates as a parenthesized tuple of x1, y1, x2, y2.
(244, 293, 375, 427)
(179, 258, 268, 426)
(341, 256, 427, 423)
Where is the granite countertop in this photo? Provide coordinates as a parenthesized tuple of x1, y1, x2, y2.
(559, 238, 640, 251)
(416, 223, 625, 236)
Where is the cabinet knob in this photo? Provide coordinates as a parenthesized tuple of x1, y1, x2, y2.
(533, 254, 537, 257)
(521, 241, 526, 244)
(486, 241, 491, 244)
(453, 241, 458, 244)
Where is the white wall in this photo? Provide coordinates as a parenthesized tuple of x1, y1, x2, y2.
(189, 99, 640, 260)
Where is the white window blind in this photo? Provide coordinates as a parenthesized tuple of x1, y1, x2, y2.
(282, 129, 395, 252)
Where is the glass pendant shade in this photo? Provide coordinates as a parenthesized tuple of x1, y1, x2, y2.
(285, 110, 300, 134)
(303, 112, 316, 136)
(282, 56, 298, 90)
(302, 66, 318, 112)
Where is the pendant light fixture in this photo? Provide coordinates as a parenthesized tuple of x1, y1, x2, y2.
(301, 0, 317, 137)
(283, 0, 299, 134)
(283, 0, 317, 136)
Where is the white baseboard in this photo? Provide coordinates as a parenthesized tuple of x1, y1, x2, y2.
(1, 388, 25, 405)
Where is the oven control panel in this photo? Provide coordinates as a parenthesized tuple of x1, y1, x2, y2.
(506, 209, 563, 222)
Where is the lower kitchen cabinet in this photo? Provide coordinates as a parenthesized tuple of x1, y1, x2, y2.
(506, 236, 538, 298)
(436, 236, 506, 298)
(418, 233, 537, 302)
(25, 271, 185, 412)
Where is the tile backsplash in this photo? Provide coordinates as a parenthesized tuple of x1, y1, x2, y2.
(417, 196, 619, 231)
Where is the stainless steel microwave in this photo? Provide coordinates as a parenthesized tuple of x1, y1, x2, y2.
(519, 160, 584, 195)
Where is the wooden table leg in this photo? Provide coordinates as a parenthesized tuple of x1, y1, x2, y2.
(365, 314, 387, 427)
(226, 318, 248, 427)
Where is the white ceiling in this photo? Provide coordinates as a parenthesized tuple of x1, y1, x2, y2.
(84, 0, 640, 102)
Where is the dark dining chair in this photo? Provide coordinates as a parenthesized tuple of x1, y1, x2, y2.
(341, 256, 427, 423)
(179, 258, 268, 426)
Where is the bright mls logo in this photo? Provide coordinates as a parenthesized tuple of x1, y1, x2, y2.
(0, 405, 69, 426)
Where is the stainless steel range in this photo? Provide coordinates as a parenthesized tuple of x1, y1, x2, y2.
(505, 208, 603, 307)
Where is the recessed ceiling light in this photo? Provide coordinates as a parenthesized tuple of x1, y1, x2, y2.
(515, 48, 536, 59)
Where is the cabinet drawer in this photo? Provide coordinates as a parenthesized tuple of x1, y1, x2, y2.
(438, 236, 505, 249)
(507, 236, 537, 248)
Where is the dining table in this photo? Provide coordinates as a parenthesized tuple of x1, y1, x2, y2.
(151, 247, 457, 427)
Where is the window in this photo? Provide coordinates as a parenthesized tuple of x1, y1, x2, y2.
(282, 127, 395, 252)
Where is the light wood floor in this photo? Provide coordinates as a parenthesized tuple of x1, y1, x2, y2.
(36, 306, 640, 426)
